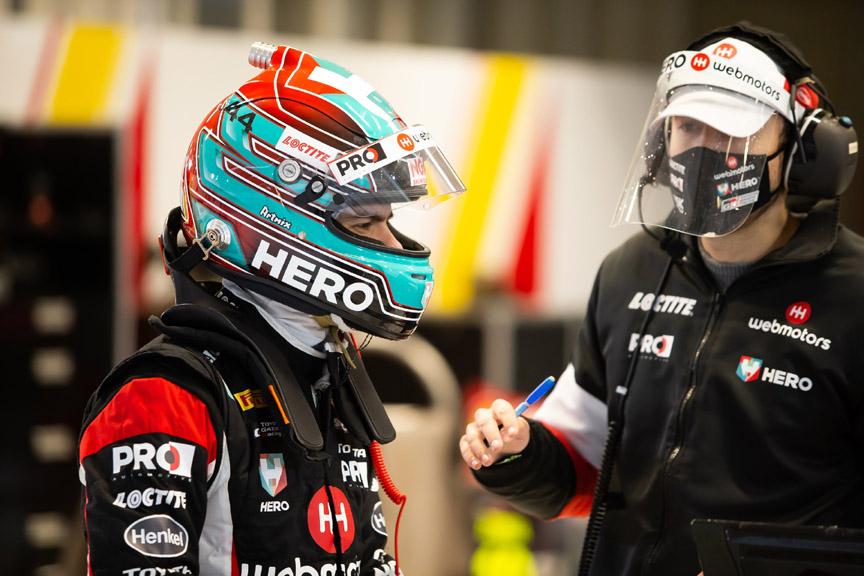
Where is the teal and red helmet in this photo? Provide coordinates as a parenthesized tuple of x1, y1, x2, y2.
(179, 43, 465, 339)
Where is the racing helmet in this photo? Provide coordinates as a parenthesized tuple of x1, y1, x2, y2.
(613, 36, 808, 237)
(179, 43, 466, 340)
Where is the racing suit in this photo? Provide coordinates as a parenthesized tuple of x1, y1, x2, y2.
(475, 201, 864, 576)
(78, 280, 401, 576)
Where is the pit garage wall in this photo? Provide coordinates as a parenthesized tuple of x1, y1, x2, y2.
(1, 15, 655, 321)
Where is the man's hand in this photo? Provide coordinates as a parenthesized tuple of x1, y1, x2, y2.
(459, 399, 531, 470)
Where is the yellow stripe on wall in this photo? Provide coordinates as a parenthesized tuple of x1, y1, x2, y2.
(436, 55, 527, 312)
(49, 24, 124, 124)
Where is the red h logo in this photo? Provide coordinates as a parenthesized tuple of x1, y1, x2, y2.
(691, 53, 710, 71)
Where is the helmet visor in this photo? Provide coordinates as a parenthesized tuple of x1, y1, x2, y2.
(613, 85, 783, 237)
(324, 125, 466, 216)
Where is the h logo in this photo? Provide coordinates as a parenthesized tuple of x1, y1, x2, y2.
(785, 301, 812, 325)
(318, 502, 349, 534)
(713, 43, 737, 59)
(691, 53, 710, 71)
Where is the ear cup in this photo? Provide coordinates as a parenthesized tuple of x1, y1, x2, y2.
(785, 109, 858, 199)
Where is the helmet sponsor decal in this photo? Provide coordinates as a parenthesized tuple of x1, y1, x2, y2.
(307, 486, 355, 553)
(397, 133, 415, 151)
(259, 453, 288, 498)
(123, 515, 189, 558)
(274, 124, 341, 168)
(785, 301, 811, 325)
(258, 205, 292, 230)
(407, 156, 427, 187)
(112, 441, 196, 478)
(370, 501, 387, 536)
(251, 240, 375, 313)
(328, 125, 436, 185)
(628, 333, 675, 359)
(735, 355, 814, 391)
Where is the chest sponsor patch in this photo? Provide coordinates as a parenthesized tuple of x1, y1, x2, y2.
(259, 453, 288, 497)
(234, 388, 269, 411)
(628, 291, 696, 317)
(746, 317, 831, 351)
(735, 355, 814, 391)
(253, 420, 282, 439)
(307, 486, 355, 553)
(338, 443, 369, 488)
(628, 333, 675, 359)
(370, 501, 387, 536)
(239, 559, 361, 576)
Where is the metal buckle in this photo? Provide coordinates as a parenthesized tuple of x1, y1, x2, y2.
(192, 233, 216, 262)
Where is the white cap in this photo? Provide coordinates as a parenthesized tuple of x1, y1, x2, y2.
(655, 37, 808, 135)
(657, 86, 775, 137)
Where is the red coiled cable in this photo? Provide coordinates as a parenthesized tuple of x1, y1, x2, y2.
(370, 440, 406, 575)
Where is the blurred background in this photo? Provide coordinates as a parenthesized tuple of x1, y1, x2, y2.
(1, 1, 863, 575)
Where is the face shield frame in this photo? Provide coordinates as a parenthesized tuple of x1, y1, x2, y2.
(613, 84, 785, 238)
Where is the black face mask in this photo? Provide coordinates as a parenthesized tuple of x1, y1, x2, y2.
(662, 145, 782, 236)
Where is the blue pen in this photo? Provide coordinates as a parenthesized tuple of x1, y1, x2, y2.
(514, 376, 556, 417)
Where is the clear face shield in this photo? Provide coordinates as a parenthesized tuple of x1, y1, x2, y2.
(613, 85, 785, 237)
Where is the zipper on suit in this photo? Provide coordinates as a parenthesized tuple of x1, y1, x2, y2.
(643, 291, 722, 573)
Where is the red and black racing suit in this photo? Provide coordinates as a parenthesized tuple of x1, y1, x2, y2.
(79, 294, 399, 576)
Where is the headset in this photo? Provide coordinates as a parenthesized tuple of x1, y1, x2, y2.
(688, 22, 858, 202)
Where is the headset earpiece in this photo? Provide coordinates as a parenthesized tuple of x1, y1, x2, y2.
(690, 22, 859, 201)
(785, 108, 858, 199)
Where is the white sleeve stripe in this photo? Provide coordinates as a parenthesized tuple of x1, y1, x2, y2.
(199, 433, 233, 575)
(534, 362, 608, 469)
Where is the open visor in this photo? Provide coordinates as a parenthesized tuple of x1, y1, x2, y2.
(612, 85, 779, 237)
(323, 124, 466, 216)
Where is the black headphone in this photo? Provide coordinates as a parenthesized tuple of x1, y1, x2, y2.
(688, 22, 858, 200)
